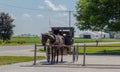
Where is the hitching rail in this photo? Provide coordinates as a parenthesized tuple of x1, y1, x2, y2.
(33, 44, 120, 66)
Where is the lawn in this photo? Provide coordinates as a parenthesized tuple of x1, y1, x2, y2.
(78, 43, 120, 55)
(0, 36, 120, 46)
(0, 36, 41, 46)
(78, 47, 120, 55)
(74, 38, 120, 43)
(38, 44, 120, 55)
(0, 56, 45, 65)
(11, 36, 41, 44)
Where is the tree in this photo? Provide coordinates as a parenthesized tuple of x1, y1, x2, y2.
(75, 0, 120, 32)
(0, 12, 15, 42)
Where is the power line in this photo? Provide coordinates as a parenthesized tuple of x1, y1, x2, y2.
(0, 2, 77, 12)
(0, 3, 40, 11)
(0, 2, 76, 27)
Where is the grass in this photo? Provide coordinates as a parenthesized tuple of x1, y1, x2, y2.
(0, 56, 45, 65)
(11, 36, 41, 43)
(78, 47, 120, 55)
(78, 43, 120, 55)
(74, 38, 120, 43)
(37, 44, 120, 55)
(0, 36, 120, 46)
(0, 36, 41, 46)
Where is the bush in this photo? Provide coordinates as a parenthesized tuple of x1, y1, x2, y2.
(5, 40, 11, 44)
(0, 40, 2, 44)
(17, 41, 26, 44)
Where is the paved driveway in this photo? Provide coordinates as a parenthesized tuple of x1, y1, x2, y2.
(0, 55, 120, 72)
(0, 42, 120, 56)
(0, 42, 120, 72)
(0, 45, 45, 56)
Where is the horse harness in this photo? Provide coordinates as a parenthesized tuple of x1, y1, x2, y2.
(51, 34, 64, 45)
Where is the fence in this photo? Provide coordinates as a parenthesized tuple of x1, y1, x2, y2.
(33, 44, 120, 66)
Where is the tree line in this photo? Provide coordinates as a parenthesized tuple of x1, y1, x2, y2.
(1, 0, 120, 42)
(75, 0, 120, 32)
(0, 12, 15, 42)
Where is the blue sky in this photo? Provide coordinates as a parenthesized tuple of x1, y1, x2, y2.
(0, 0, 80, 36)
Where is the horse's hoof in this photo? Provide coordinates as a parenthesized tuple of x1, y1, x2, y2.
(56, 61, 58, 63)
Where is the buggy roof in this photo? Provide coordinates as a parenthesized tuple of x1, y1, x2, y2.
(51, 27, 74, 30)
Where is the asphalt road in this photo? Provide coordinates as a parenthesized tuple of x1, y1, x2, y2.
(0, 42, 120, 56)
(0, 45, 34, 51)
(0, 45, 45, 56)
(0, 42, 120, 72)
(0, 55, 120, 72)
(0, 42, 120, 51)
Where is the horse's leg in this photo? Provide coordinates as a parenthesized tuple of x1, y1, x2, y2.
(44, 46, 46, 51)
(51, 47, 54, 64)
(56, 48, 59, 63)
(47, 46, 50, 63)
(53, 47, 56, 63)
(53, 47, 55, 63)
(61, 47, 63, 62)
(67, 47, 71, 54)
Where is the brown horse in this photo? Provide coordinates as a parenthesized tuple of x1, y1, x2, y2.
(41, 33, 65, 63)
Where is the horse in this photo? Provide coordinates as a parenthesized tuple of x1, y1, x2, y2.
(41, 33, 65, 63)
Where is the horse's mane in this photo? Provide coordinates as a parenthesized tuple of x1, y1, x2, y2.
(42, 33, 64, 45)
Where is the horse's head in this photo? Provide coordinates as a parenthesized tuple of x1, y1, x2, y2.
(41, 33, 48, 46)
(41, 33, 55, 45)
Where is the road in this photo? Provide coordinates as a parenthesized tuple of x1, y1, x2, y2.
(0, 42, 120, 72)
(0, 45, 34, 51)
(0, 45, 45, 56)
(0, 42, 120, 56)
(0, 55, 120, 72)
(0, 42, 120, 51)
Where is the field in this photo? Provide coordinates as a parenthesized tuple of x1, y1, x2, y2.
(0, 56, 45, 65)
(38, 44, 120, 55)
(74, 38, 120, 43)
(0, 36, 41, 46)
(0, 36, 120, 46)
(79, 44, 120, 55)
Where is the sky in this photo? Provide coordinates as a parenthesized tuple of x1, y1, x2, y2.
(0, 0, 80, 36)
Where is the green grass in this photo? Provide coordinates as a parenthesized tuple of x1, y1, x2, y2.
(11, 36, 41, 43)
(0, 56, 45, 65)
(74, 38, 120, 43)
(79, 47, 120, 55)
(0, 36, 120, 46)
(101, 44, 120, 46)
(78, 45, 120, 55)
(0, 36, 41, 46)
(37, 44, 120, 55)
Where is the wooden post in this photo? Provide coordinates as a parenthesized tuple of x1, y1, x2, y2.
(33, 44, 37, 65)
(83, 44, 86, 66)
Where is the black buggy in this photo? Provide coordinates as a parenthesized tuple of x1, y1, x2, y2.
(51, 27, 74, 45)
(41, 27, 78, 63)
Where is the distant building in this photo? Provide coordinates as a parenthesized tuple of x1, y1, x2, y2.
(114, 34, 120, 39)
(17, 34, 39, 37)
(79, 31, 110, 39)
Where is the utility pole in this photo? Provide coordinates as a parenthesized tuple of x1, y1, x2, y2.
(49, 16, 51, 27)
(68, 11, 72, 27)
(67, 10, 75, 27)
